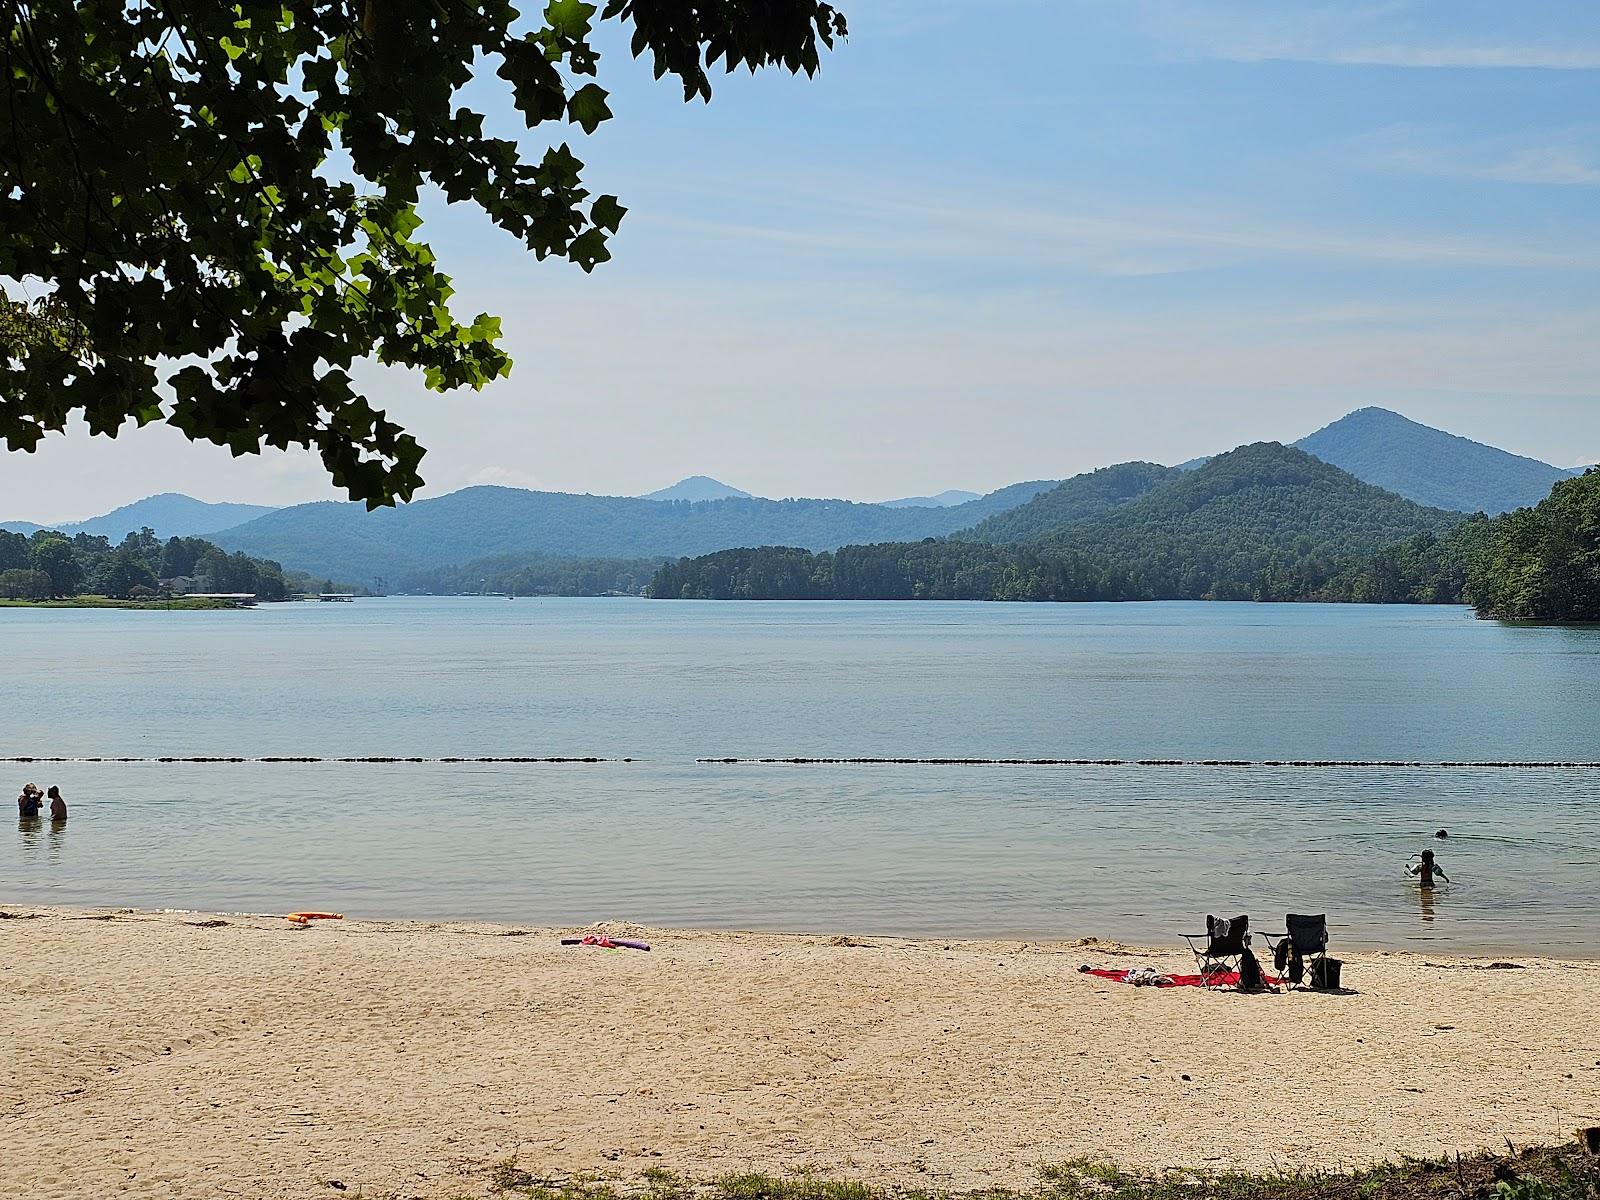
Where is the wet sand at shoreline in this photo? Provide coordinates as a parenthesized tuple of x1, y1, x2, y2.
(3, 907, 1598, 1199)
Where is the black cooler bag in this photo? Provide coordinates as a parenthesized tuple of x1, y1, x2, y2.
(1310, 957, 1343, 990)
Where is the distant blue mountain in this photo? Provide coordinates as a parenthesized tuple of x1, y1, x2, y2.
(0, 493, 279, 541)
(640, 476, 754, 502)
(210, 481, 1061, 583)
(880, 489, 983, 508)
(1292, 408, 1582, 515)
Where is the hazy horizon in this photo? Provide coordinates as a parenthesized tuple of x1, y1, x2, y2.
(3, 402, 1593, 527)
(6, 1, 1600, 521)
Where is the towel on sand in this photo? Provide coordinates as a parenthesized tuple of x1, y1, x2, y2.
(1079, 965, 1281, 989)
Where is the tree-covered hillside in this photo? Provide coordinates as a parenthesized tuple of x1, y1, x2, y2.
(1035, 443, 1467, 600)
(1465, 469, 1600, 621)
(650, 445, 1471, 604)
(959, 462, 1182, 544)
(1295, 407, 1581, 515)
(648, 542, 1135, 602)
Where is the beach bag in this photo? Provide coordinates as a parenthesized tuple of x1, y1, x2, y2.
(1310, 957, 1342, 991)
(1237, 947, 1265, 992)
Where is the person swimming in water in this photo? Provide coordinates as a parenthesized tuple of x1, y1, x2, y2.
(1406, 848, 1450, 887)
(17, 783, 43, 819)
(47, 786, 66, 821)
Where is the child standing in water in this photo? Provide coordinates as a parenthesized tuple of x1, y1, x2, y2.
(1406, 848, 1450, 887)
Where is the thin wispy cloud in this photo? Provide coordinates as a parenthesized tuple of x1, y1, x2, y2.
(1240, 42, 1600, 71)
(1352, 125, 1600, 185)
(1138, 1, 1600, 69)
(1324, 46, 1600, 70)
(638, 171, 1600, 276)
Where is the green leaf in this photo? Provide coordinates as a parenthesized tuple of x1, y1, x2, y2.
(544, 0, 597, 39)
(590, 194, 626, 233)
(567, 83, 611, 133)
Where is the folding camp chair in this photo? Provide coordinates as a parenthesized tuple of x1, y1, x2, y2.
(1181, 914, 1250, 988)
(1262, 913, 1329, 989)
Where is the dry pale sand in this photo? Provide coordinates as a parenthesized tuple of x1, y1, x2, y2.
(2, 908, 1598, 1199)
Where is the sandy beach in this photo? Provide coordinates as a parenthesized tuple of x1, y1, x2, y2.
(2, 907, 1597, 1199)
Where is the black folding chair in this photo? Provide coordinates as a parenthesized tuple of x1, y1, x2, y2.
(1262, 913, 1329, 989)
(1181, 914, 1250, 988)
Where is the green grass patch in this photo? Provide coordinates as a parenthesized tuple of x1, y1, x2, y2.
(486, 1146, 1599, 1200)
(0, 595, 244, 610)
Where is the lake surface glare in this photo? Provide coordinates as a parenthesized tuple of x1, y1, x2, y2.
(5, 598, 1598, 953)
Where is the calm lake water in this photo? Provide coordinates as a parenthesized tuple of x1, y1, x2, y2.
(4, 598, 1599, 953)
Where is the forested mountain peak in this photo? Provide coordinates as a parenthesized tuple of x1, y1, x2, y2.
(640, 476, 755, 502)
(1029, 441, 1467, 600)
(1059, 441, 1458, 528)
(1293, 408, 1581, 515)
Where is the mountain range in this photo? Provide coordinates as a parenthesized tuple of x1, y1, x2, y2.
(651, 442, 1471, 603)
(641, 477, 990, 508)
(0, 493, 277, 542)
(205, 480, 1061, 582)
(0, 408, 1586, 585)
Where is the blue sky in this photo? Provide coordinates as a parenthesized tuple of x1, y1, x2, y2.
(9, 0, 1600, 518)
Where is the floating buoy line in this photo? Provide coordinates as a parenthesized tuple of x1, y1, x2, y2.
(1, 755, 1598, 768)
(697, 757, 1600, 768)
(0, 755, 626, 764)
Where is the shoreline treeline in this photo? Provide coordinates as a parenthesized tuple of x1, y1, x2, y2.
(648, 470, 1598, 621)
(0, 526, 329, 601)
(401, 552, 663, 597)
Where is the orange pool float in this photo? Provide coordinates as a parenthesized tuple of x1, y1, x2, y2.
(285, 911, 343, 924)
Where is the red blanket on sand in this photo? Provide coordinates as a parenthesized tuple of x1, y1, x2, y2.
(1082, 967, 1283, 988)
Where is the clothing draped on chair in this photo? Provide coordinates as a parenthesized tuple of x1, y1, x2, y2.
(1181, 913, 1253, 989)
(1264, 913, 1330, 988)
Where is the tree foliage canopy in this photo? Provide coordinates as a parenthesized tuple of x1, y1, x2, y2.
(1, 1, 844, 505)
(0, 524, 304, 599)
(1465, 469, 1600, 621)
